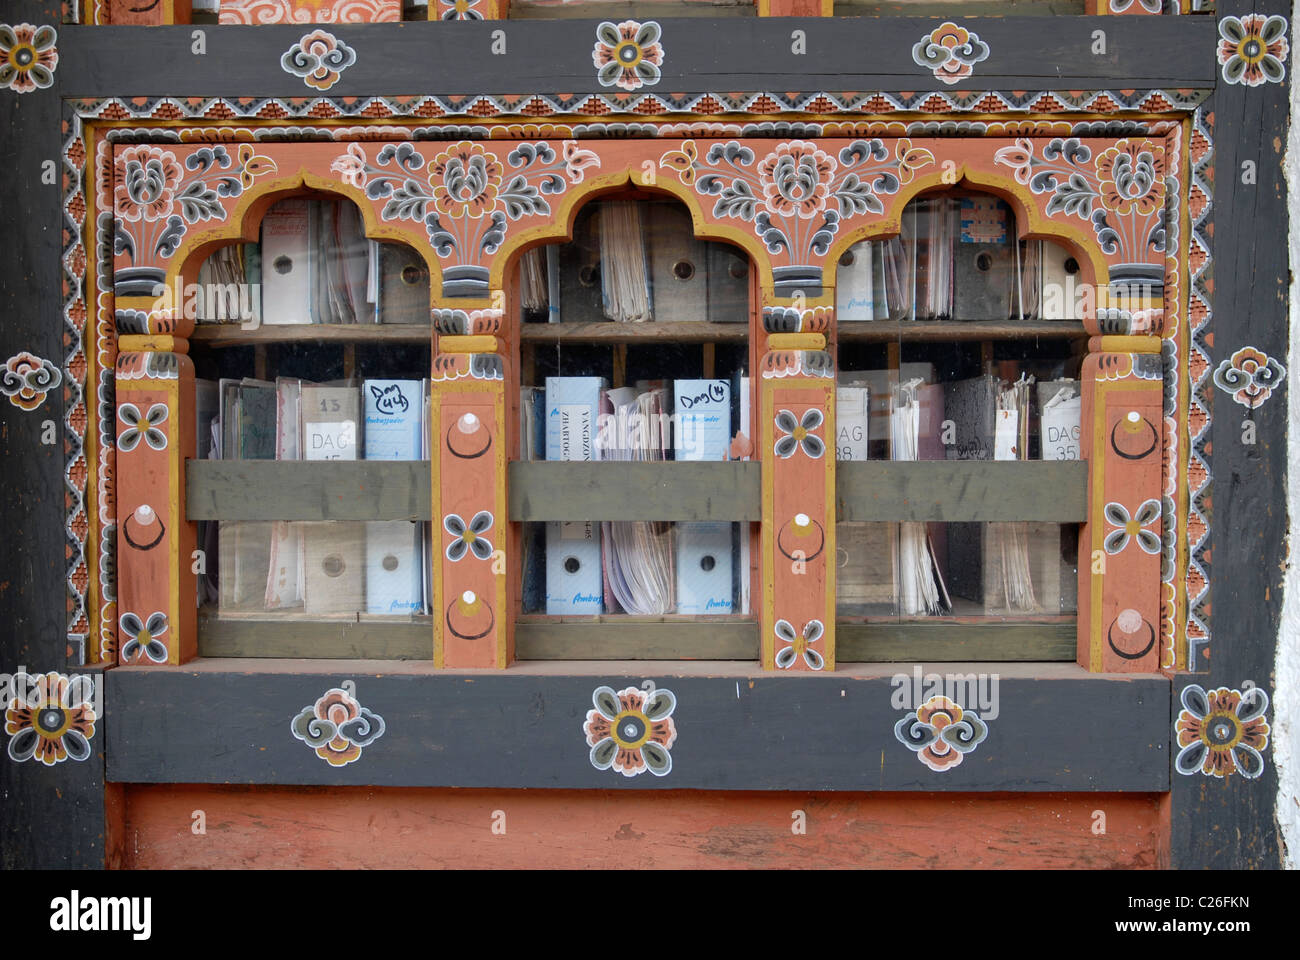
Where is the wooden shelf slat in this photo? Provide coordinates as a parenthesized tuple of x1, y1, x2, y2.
(187, 460, 431, 521)
(837, 460, 1089, 522)
(509, 461, 761, 521)
(189, 323, 432, 348)
(836, 621, 1076, 661)
(835, 320, 1087, 342)
(519, 320, 749, 343)
(198, 615, 433, 659)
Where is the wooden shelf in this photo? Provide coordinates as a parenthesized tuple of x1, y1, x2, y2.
(836, 320, 1086, 342)
(189, 323, 433, 348)
(519, 321, 748, 344)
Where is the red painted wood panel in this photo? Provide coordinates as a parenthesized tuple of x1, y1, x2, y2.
(121, 785, 1167, 869)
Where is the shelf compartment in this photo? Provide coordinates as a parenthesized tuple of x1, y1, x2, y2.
(519, 321, 748, 344)
(836, 622, 1075, 662)
(835, 320, 1086, 342)
(187, 460, 431, 521)
(198, 614, 433, 659)
(516, 618, 758, 660)
(508, 461, 760, 522)
(836, 461, 1088, 523)
(189, 323, 433, 348)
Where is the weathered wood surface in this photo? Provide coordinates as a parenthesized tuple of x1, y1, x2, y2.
(186, 461, 432, 521)
(835, 320, 1087, 343)
(519, 321, 748, 344)
(0, 1, 112, 870)
(837, 461, 1089, 522)
(1169, 0, 1289, 870)
(120, 784, 1167, 869)
(199, 616, 434, 659)
(509, 462, 762, 521)
(837, 622, 1075, 661)
(189, 324, 433, 349)
(516, 619, 758, 658)
(55, 17, 1215, 99)
(106, 668, 1171, 790)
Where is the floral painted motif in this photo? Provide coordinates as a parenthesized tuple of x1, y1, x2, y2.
(774, 408, 825, 459)
(775, 619, 825, 670)
(119, 611, 169, 663)
(444, 511, 494, 561)
(994, 137, 1166, 274)
(758, 141, 836, 220)
(894, 696, 988, 772)
(1213, 346, 1286, 409)
(2, 352, 61, 411)
(0, 24, 57, 95)
(762, 305, 831, 334)
(662, 139, 922, 281)
(113, 145, 278, 291)
(342, 140, 597, 295)
(437, 0, 484, 20)
(291, 688, 386, 767)
(912, 23, 990, 86)
(5, 672, 96, 765)
(1108, 0, 1160, 11)
(1217, 15, 1289, 87)
(117, 402, 168, 452)
(1175, 684, 1269, 779)
(592, 20, 664, 92)
(281, 30, 357, 92)
(584, 684, 677, 777)
(1102, 499, 1162, 555)
(429, 142, 504, 219)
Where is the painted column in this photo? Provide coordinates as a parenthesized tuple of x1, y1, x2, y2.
(431, 303, 509, 668)
(1077, 345, 1164, 673)
(758, 296, 835, 671)
(113, 301, 197, 666)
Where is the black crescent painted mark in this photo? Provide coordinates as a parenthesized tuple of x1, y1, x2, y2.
(122, 512, 166, 550)
(777, 518, 825, 563)
(446, 599, 496, 641)
(128, 0, 161, 11)
(446, 425, 493, 459)
(1110, 417, 1159, 460)
(1107, 618, 1156, 661)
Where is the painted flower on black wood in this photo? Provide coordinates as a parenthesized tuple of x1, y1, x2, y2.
(5, 672, 96, 765)
(894, 695, 988, 772)
(592, 20, 664, 92)
(1, 352, 61, 411)
(0, 23, 57, 95)
(1217, 14, 1289, 87)
(584, 685, 677, 777)
(1213, 346, 1286, 409)
(1175, 684, 1269, 779)
(291, 688, 386, 767)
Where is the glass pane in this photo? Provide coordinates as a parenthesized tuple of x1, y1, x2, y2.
(521, 521, 755, 617)
(208, 519, 429, 620)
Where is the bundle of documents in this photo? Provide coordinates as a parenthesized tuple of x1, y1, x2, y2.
(1020, 239, 1080, 321)
(890, 378, 949, 616)
(597, 386, 675, 615)
(544, 377, 605, 614)
(672, 379, 734, 615)
(519, 247, 549, 317)
(195, 244, 257, 323)
(992, 375, 1037, 611)
(599, 201, 653, 323)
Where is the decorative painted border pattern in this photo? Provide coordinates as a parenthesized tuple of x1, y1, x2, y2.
(1158, 120, 1184, 669)
(221, 0, 400, 24)
(66, 87, 1208, 126)
(1186, 106, 1212, 670)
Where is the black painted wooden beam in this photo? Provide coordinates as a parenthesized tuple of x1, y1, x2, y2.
(55, 17, 1214, 99)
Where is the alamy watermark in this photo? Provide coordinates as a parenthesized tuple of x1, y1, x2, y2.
(890, 665, 1000, 720)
